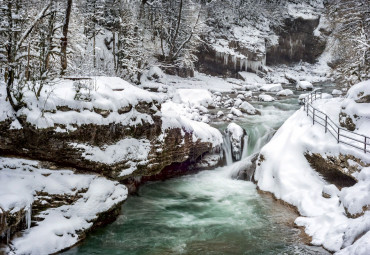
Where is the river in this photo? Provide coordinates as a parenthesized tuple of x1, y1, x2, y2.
(62, 84, 334, 255)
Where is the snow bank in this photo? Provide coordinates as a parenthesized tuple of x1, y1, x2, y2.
(255, 93, 370, 253)
(0, 157, 127, 255)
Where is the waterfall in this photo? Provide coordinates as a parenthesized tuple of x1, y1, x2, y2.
(241, 135, 249, 159)
(222, 134, 233, 166)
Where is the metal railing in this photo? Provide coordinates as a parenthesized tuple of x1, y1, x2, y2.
(303, 89, 370, 154)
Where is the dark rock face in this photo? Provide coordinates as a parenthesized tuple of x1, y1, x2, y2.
(266, 17, 326, 65)
(0, 114, 215, 182)
(304, 152, 370, 188)
(196, 43, 265, 77)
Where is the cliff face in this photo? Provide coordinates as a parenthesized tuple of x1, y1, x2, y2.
(266, 17, 326, 65)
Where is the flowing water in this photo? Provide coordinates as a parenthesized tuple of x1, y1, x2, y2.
(63, 85, 334, 255)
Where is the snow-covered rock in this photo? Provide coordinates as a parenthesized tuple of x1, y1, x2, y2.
(239, 101, 259, 115)
(258, 94, 275, 102)
(225, 123, 247, 161)
(260, 83, 283, 92)
(276, 89, 294, 96)
(0, 157, 127, 255)
(332, 89, 343, 96)
(216, 111, 224, 118)
(296, 80, 313, 91)
(230, 107, 243, 117)
(339, 80, 370, 131)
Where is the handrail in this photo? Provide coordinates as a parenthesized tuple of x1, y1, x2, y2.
(302, 89, 370, 154)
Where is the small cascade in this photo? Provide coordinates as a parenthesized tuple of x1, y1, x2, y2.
(241, 135, 249, 159)
(221, 135, 233, 166)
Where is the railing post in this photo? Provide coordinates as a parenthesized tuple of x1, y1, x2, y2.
(365, 137, 367, 154)
(307, 104, 309, 116)
(337, 128, 340, 143)
(325, 116, 327, 133)
(313, 109, 315, 125)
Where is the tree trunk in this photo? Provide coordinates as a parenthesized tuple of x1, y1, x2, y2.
(60, 0, 73, 75)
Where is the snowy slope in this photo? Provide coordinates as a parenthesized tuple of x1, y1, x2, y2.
(255, 81, 370, 253)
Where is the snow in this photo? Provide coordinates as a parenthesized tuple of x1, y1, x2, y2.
(173, 89, 213, 108)
(296, 80, 313, 90)
(258, 94, 275, 102)
(71, 138, 151, 177)
(260, 83, 283, 92)
(161, 101, 223, 147)
(0, 157, 127, 255)
(276, 89, 294, 97)
(9, 77, 161, 129)
(254, 88, 370, 253)
(346, 80, 370, 101)
(287, 3, 320, 20)
(238, 72, 265, 84)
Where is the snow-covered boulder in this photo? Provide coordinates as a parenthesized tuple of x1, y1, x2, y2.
(216, 111, 224, 118)
(296, 80, 313, 91)
(332, 89, 343, 96)
(260, 83, 283, 92)
(258, 94, 275, 102)
(339, 80, 370, 131)
(239, 101, 259, 115)
(225, 123, 248, 161)
(230, 107, 243, 117)
(276, 89, 294, 96)
(234, 98, 244, 107)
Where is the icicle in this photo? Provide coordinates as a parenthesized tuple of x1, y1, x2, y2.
(232, 55, 237, 70)
(244, 58, 248, 71)
(224, 53, 229, 66)
(25, 204, 32, 229)
(239, 57, 244, 71)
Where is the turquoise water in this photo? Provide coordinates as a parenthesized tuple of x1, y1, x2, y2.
(62, 89, 330, 255)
